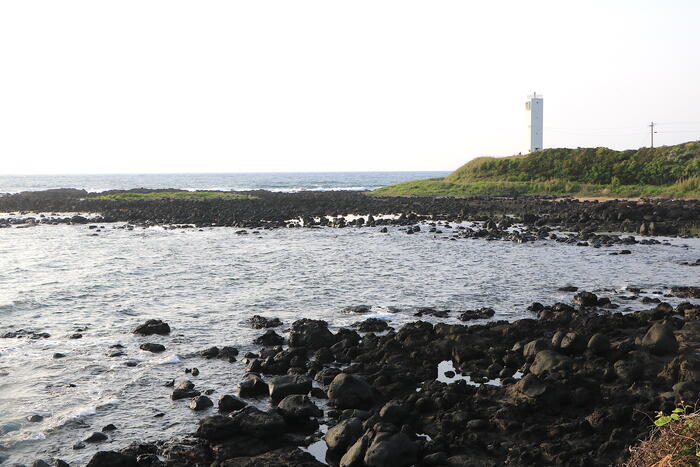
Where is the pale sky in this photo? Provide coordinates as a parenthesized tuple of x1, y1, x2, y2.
(1, 1, 699, 175)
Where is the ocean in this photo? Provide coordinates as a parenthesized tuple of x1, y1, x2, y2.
(0, 172, 449, 194)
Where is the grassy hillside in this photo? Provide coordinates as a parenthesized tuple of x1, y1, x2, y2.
(374, 141, 700, 198)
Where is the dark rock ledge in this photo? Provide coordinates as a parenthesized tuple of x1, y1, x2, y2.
(39, 287, 700, 466)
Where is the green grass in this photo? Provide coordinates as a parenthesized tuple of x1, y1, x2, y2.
(447, 142, 700, 186)
(373, 141, 700, 198)
(372, 177, 700, 199)
(92, 191, 255, 201)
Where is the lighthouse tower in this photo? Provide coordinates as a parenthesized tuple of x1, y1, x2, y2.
(525, 93, 543, 152)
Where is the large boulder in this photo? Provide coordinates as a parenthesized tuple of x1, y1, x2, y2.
(133, 319, 170, 336)
(254, 330, 285, 346)
(363, 431, 417, 467)
(523, 338, 550, 360)
(197, 407, 286, 441)
(219, 447, 325, 466)
(219, 394, 247, 412)
(509, 373, 548, 398)
(558, 332, 587, 355)
(573, 291, 598, 307)
(86, 451, 138, 467)
(641, 323, 678, 355)
(247, 315, 283, 329)
(328, 373, 374, 409)
(277, 395, 322, 421)
(324, 417, 364, 455)
(238, 373, 269, 398)
(587, 333, 611, 356)
(190, 395, 213, 411)
(268, 375, 312, 401)
(339, 434, 371, 467)
(529, 350, 572, 376)
(229, 406, 286, 439)
(289, 319, 335, 350)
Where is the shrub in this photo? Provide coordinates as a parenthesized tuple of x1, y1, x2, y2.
(626, 404, 700, 466)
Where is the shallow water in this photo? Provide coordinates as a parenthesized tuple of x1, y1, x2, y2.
(0, 222, 698, 464)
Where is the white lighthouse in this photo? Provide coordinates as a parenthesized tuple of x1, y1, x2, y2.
(525, 93, 543, 152)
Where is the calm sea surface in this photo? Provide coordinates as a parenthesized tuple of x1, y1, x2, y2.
(0, 216, 698, 464)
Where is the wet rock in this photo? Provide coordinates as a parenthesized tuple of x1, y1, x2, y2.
(671, 286, 700, 299)
(351, 318, 391, 333)
(27, 414, 44, 422)
(247, 315, 283, 329)
(341, 305, 372, 314)
(171, 388, 201, 400)
(277, 394, 323, 420)
(558, 286, 578, 292)
(458, 307, 495, 321)
(328, 373, 374, 409)
(133, 319, 170, 336)
(101, 424, 117, 432)
(197, 345, 239, 362)
(190, 395, 213, 411)
(176, 379, 195, 390)
(254, 330, 285, 346)
(53, 353, 66, 359)
(219, 394, 247, 412)
(364, 431, 417, 467)
(641, 323, 678, 355)
(289, 319, 335, 349)
(325, 417, 364, 455)
(268, 375, 312, 401)
(238, 373, 269, 398)
(573, 291, 598, 307)
(139, 343, 165, 353)
(197, 406, 286, 441)
(84, 431, 108, 442)
(86, 451, 137, 467)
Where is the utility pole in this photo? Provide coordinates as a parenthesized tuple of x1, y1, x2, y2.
(649, 122, 657, 148)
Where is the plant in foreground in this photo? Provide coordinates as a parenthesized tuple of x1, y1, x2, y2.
(626, 404, 700, 466)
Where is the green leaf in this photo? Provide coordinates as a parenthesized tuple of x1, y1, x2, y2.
(654, 416, 672, 426)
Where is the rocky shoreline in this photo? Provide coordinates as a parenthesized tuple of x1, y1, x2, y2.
(23, 287, 700, 467)
(0, 189, 698, 237)
(4, 189, 698, 466)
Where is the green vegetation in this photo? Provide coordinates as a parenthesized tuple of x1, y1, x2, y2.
(374, 141, 700, 198)
(373, 177, 700, 198)
(92, 191, 255, 201)
(626, 405, 699, 465)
